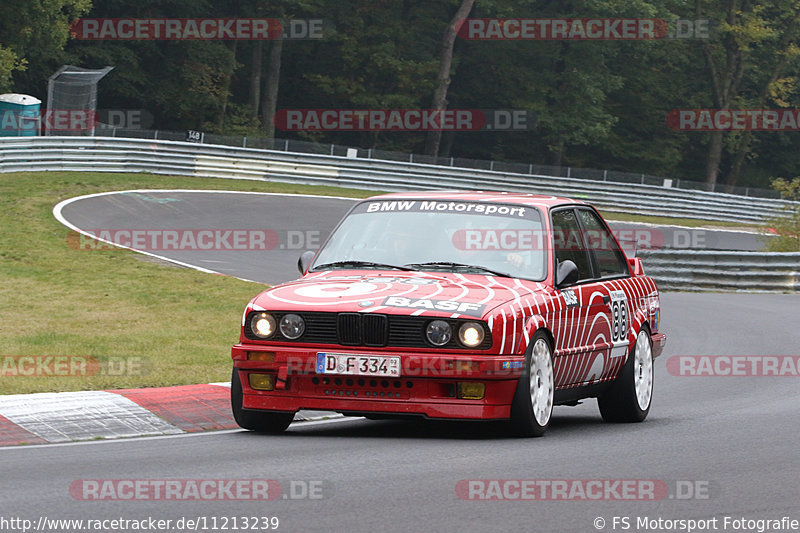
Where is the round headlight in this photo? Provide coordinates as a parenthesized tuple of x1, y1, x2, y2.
(426, 320, 452, 346)
(279, 313, 306, 340)
(250, 312, 276, 339)
(458, 322, 485, 347)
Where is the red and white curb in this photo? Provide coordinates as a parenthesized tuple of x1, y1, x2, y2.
(0, 383, 337, 446)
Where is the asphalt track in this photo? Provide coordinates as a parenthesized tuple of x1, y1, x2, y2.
(2, 293, 799, 532)
(2, 191, 796, 533)
(54, 190, 769, 285)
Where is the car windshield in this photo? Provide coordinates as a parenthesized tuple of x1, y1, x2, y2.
(311, 199, 547, 280)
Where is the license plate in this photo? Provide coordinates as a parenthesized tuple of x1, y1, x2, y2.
(315, 352, 401, 377)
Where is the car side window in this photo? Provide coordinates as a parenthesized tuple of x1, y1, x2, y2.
(576, 208, 629, 277)
(551, 209, 593, 281)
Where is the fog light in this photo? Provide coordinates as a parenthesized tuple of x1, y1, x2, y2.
(249, 373, 275, 391)
(445, 360, 480, 372)
(456, 382, 485, 400)
(247, 351, 275, 362)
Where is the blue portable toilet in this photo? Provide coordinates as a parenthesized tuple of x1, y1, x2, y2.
(0, 94, 42, 136)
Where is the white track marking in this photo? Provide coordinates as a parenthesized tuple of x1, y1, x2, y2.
(0, 391, 183, 443)
(52, 190, 360, 284)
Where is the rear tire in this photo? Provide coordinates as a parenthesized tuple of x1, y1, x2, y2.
(509, 332, 554, 437)
(231, 369, 294, 433)
(598, 325, 653, 423)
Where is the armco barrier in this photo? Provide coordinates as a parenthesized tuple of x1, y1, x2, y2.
(2, 134, 797, 291)
(638, 250, 800, 292)
(0, 136, 796, 224)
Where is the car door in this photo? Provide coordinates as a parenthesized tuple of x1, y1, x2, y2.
(549, 208, 610, 388)
(574, 207, 633, 383)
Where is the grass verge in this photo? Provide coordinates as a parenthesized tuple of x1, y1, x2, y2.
(0, 171, 764, 394)
(0, 171, 372, 395)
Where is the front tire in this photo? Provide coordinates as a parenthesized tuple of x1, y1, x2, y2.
(231, 369, 294, 433)
(598, 325, 654, 423)
(510, 332, 554, 437)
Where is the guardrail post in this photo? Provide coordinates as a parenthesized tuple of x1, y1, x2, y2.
(603, 170, 607, 181)
(284, 140, 288, 151)
(567, 167, 571, 178)
(330, 144, 335, 156)
(410, 154, 414, 163)
(367, 148, 372, 159)
(243, 136, 247, 148)
(641, 173, 645, 184)
(154, 130, 159, 140)
(451, 157, 454, 166)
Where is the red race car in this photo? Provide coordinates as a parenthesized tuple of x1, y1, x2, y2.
(231, 192, 666, 437)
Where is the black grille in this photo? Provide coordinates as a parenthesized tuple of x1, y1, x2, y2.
(337, 313, 363, 345)
(244, 311, 491, 350)
(363, 314, 388, 346)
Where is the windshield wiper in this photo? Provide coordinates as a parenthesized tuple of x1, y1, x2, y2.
(313, 260, 414, 271)
(404, 262, 513, 278)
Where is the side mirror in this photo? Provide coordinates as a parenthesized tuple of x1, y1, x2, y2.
(556, 260, 579, 288)
(627, 257, 644, 276)
(298, 250, 315, 274)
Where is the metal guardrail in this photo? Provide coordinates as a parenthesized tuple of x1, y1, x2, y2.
(92, 124, 782, 199)
(0, 136, 795, 224)
(638, 250, 800, 292)
(2, 135, 798, 291)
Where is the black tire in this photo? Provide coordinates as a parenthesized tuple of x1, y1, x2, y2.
(598, 325, 654, 423)
(509, 331, 554, 437)
(230, 369, 294, 433)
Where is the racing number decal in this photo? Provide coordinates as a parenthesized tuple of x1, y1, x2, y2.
(609, 290, 629, 356)
(611, 297, 628, 342)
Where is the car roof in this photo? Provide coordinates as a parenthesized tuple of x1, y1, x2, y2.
(364, 190, 586, 209)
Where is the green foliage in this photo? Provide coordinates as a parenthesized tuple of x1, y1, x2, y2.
(3, 0, 800, 190)
(765, 177, 800, 251)
(0, 0, 92, 91)
(0, 44, 25, 92)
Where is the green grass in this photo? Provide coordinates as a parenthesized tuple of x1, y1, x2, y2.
(0, 171, 765, 395)
(0, 171, 373, 395)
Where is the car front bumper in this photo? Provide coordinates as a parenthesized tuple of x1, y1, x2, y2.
(232, 344, 524, 420)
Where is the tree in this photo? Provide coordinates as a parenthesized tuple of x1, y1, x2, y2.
(765, 177, 800, 251)
(261, 33, 283, 139)
(0, 0, 92, 95)
(0, 45, 24, 92)
(696, 0, 800, 185)
(423, 0, 475, 157)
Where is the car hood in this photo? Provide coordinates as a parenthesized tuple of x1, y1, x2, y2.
(251, 270, 546, 319)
